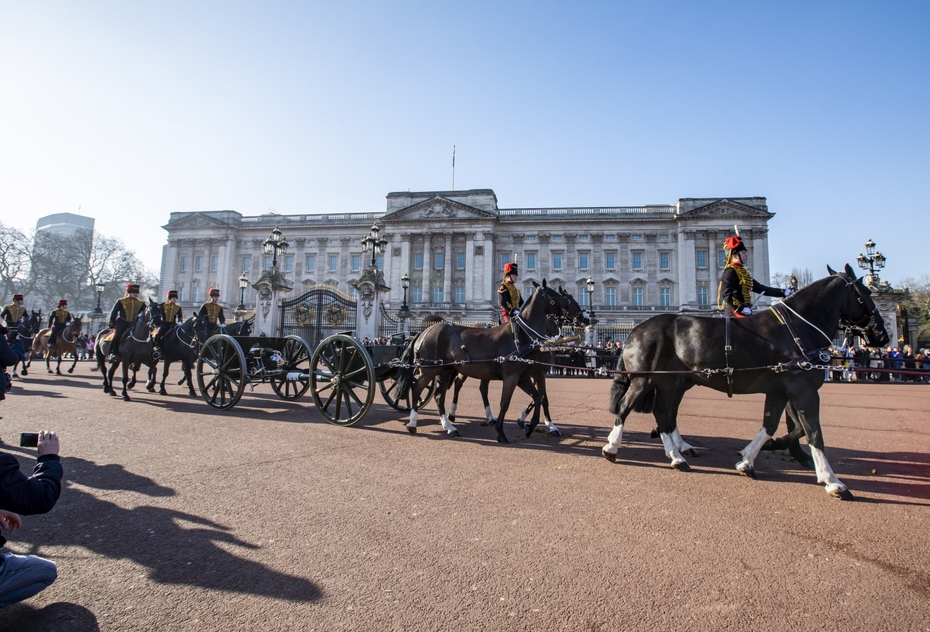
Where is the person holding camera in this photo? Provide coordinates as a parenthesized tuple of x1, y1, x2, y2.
(0, 430, 62, 608)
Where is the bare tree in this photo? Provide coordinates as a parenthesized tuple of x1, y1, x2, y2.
(790, 267, 814, 288)
(0, 222, 34, 300)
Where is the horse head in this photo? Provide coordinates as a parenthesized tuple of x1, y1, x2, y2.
(29, 310, 42, 330)
(558, 286, 590, 326)
(827, 263, 890, 348)
(524, 279, 572, 325)
(71, 316, 83, 333)
(149, 298, 164, 326)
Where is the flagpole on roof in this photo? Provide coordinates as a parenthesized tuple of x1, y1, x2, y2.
(451, 145, 455, 191)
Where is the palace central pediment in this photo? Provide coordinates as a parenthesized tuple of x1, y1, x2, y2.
(163, 212, 234, 230)
(381, 196, 498, 222)
(681, 199, 773, 219)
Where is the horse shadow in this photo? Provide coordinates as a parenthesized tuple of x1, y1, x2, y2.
(0, 452, 322, 627)
(0, 602, 99, 632)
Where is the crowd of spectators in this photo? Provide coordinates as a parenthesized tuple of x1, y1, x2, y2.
(825, 344, 930, 383)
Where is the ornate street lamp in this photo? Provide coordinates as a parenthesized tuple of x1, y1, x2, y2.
(586, 276, 596, 319)
(398, 272, 410, 319)
(361, 223, 388, 269)
(94, 282, 105, 315)
(238, 273, 249, 311)
(263, 225, 289, 269)
(856, 238, 886, 287)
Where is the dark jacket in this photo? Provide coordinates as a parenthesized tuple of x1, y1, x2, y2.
(0, 452, 62, 515)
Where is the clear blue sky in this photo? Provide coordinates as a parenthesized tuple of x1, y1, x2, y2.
(1, 1, 926, 286)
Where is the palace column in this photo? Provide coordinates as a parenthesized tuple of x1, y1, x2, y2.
(677, 230, 696, 308)
(464, 232, 476, 304)
(421, 233, 432, 304)
(443, 234, 453, 303)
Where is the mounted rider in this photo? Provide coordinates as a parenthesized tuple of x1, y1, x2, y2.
(107, 284, 147, 361)
(498, 262, 523, 324)
(1, 294, 26, 328)
(153, 290, 183, 359)
(47, 299, 72, 346)
(717, 233, 791, 318)
(198, 288, 226, 336)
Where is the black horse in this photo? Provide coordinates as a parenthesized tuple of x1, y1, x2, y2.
(395, 280, 577, 443)
(9, 310, 41, 377)
(194, 318, 252, 342)
(147, 299, 198, 396)
(602, 264, 888, 500)
(103, 311, 156, 401)
(447, 285, 590, 437)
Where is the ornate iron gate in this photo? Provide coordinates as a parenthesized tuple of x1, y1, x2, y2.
(280, 287, 358, 348)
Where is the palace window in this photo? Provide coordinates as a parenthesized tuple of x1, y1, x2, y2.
(579, 253, 589, 270)
(660, 252, 670, 270)
(552, 253, 562, 270)
(195, 256, 203, 272)
(660, 287, 671, 306)
(632, 287, 644, 307)
(412, 287, 423, 303)
(329, 255, 338, 272)
(263, 256, 271, 271)
(526, 252, 536, 270)
(433, 286, 443, 303)
(698, 286, 709, 306)
(192, 287, 201, 303)
(351, 255, 360, 272)
(177, 287, 184, 302)
(455, 286, 465, 303)
(605, 252, 615, 269)
(718, 250, 727, 268)
(242, 256, 250, 272)
(456, 252, 465, 270)
(500, 253, 511, 270)
(179, 256, 187, 272)
(605, 287, 617, 306)
(414, 253, 423, 270)
(284, 256, 293, 272)
(434, 252, 444, 270)
(305, 255, 315, 272)
(632, 252, 643, 271)
(211, 255, 218, 272)
(696, 250, 707, 269)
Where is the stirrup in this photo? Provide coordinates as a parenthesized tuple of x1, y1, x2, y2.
(152, 348, 162, 360)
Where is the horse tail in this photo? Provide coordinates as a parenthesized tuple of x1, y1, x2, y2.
(607, 356, 630, 414)
(393, 331, 421, 401)
(607, 355, 656, 415)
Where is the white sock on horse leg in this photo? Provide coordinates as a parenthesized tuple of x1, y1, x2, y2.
(406, 410, 418, 428)
(671, 428, 693, 452)
(736, 428, 771, 471)
(603, 423, 624, 454)
(544, 418, 558, 433)
(440, 414, 458, 434)
(659, 432, 685, 465)
(810, 446, 846, 492)
(484, 405, 495, 423)
(449, 402, 457, 418)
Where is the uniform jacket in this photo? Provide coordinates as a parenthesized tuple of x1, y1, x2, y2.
(48, 308, 71, 328)
(718, 264, 785, 311)
(109, 296, 146, 327)
(198, 302, 225, 325)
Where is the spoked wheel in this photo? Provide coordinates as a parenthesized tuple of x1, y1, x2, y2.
(197, 334, 247, 410)
(269, 335, 312, 400)
(310, 334, 375, 426)
(379, 371, 436, 412)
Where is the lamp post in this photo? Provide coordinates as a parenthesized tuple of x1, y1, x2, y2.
(238, 273, 248, 312)
(856, 238, 886, 288)
(94, 282, 105, 315)
(361, 223, 388, 269)
(585, 276, 597, 346)
(398, 272, 410, 333)
(586, 276, 595, 319)
(263, 226, 290, 270)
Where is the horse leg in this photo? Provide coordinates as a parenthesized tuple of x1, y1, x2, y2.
(736, 393, 788, 479)
(122, 363, 131, 401)
(448, 375, 465, 422)
(435, 371, 460, 437)
(654, 384, 690, 471)
(46, 351, 53, 373)
(493, 375, 522, 444)
(760, 401, 814, 470)
(106, 362, 119, 396)
(68, 350, 77, 373)
(406, 371, 436, 434)
(535, 371, 561, 437)
(158, 362, 169, 395)
(788, 389, 852, 500)
(55, 353, 63, 375)
(184, 360, 196, 396)
(602, 377, 652, 462)
(479, 379, 495, 425)
(516, 377, 543, 437)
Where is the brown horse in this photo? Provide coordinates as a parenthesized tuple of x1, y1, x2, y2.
(44, 317, 83, 375)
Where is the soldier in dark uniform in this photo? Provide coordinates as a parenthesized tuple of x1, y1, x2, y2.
(198, 288, 226, 336)
(717, 234, 791, 317)
(153, 290, 183, 359)
(47, 299, 72, 346)
(498, 262, 523, 324)
(107, 283, 146, 361)
(1, 294, 26, 328)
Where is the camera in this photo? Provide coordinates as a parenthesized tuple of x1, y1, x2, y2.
(19, 432, 39, 448)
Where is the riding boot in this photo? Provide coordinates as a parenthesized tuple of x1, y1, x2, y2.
(108, 341, 119, 363)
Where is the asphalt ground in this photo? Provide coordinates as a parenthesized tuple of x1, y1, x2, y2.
(0, 362, 927, 631)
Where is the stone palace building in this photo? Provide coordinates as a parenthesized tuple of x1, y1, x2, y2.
(159, 189, 778, 329)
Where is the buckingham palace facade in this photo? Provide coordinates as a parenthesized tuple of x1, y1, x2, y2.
(159, 189, 776, 326)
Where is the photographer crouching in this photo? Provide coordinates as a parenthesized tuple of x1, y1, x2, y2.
(0, 324, 63, 607)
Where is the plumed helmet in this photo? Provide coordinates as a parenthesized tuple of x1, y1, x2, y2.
(209, 288, 220, 298)
(12, 294, 23, 301)
(126, 283, 141, 294)
(58, 299, 68, 307)
(503, 262, 518, 276)
(167, 290, 178, 299)
(723, 235, 747, 255)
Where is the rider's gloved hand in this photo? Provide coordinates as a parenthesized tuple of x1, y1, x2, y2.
(219, 323, 226, 329)
(511, 310, 520, 319)
(740, 307, 752, 316)
(784, 287, 794, 296)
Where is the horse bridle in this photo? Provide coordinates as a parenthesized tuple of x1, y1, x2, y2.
(838, 275, 882, 341)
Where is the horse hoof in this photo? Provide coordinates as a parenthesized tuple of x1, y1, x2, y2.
(830, 488, 855, 501)
(672, 461, 691, 472)
(682, 448, 697, 457)
(548, 429, 562, 437)
(159, 389, 168, 395)
(20, 370, 27, 376)
(497, 436, 509, 444)
(188, 391, 196, 397)
(737, 465, 755, 479)
(517, 419, 525, 429)
(122, 395, 131, 401)
(650, 428, 659, 439)
(67, 368, 74, 374)
(448, 414, 455, 423)
(56, 370, 62, 375)
(406, 426, 417, 435)
(602, 449, 617, 463)
(449, 430, 460, 438)
(47, 370, 53, 374)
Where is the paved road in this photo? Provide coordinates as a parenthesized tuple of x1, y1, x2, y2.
(0, 363, 928, 631)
